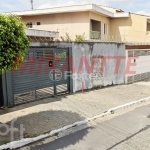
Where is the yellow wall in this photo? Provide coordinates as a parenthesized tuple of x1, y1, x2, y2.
(110, 13, 148, 42)
(22, 11, 90, 40)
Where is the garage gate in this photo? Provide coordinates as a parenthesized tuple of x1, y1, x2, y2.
(4, 48, 71, 106)
(125, 49, 150, 84)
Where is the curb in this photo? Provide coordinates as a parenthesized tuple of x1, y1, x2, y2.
(107, 96, 150, 114)
(0, 97, 150, 150)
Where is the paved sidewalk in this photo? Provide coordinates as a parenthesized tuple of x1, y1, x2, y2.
(0, 83, 150, 145)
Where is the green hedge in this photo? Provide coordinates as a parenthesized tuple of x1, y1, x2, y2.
(0, 14, 30, 74)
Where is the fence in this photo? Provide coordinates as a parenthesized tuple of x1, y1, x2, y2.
(1, 42, 126, 107)
(2, 42, 150, 107)
(90, 31, 101, 40)
(89, 30, 150, 45)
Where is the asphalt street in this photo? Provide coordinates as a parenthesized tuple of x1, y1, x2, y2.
(26, 104, 150, 150)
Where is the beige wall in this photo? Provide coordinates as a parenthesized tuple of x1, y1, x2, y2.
(22, 11, 90, 40)
(22, 11, 111, 40)
(110, 13, 148, 42)
(22, 11, 149, 42)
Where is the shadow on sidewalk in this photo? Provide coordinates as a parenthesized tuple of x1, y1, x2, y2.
(0, 110, 87, 146)
(0, 95, 67, 115)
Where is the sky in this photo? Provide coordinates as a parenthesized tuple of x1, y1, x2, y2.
(0, 0, 150, 15)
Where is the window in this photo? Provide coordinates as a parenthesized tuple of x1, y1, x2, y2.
(104, 23, 108, 35)
(91, 19, 101, 32)
(37, 22, 41, 25)
(26, 22, 32, 28)
(90, 19, 101, 39)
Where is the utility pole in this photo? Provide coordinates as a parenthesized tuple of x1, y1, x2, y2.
(31, 0, 33, 10)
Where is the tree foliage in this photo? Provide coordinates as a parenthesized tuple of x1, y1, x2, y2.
(60, 32, 85, 42)
(75, 33, 85, 42)
(0, 14, 30, 74)
(60, 33, 72, 42)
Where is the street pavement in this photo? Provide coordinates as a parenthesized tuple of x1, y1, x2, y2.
(1, 83, 150, 146)
(28, 104, 150, 150)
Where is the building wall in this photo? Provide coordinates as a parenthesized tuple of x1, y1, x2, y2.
(22, 11, 90, 40)
(22, 11, 111, 40)
(89, 12, 110, 35)
(22, 11, 149, 42)
(110, 13, 148, 42)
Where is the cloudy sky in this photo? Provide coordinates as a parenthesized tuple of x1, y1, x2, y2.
(0, 0, 150, 15)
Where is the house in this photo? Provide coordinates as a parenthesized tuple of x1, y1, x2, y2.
(5, 4, 150, 43)
(1, 4, 150, 107)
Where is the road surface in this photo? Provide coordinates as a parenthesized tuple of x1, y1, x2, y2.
(24, 104, 150, 150)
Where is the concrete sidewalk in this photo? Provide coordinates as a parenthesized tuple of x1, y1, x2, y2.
(29, 104, 150, 150)
(0, 83, 150, 145)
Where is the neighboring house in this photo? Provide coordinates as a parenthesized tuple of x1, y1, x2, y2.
(5, 4, 150, 43)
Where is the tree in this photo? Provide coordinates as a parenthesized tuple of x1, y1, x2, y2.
(0, 14, 30, 74)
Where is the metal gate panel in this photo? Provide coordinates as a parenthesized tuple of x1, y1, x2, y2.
(12, 49, 54, 105)
(35, 63, 54, 89)
(11, 48, 70, 105)
(12, 67, 37, 94)
(54, 49, 70, 94)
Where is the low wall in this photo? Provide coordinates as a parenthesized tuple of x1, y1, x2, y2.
(31, 42, 126, 92)
(1, 42, 126, 107)
(72, 43, 125, 92)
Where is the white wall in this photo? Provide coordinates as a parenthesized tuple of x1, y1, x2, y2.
(72, 43, 125, 92)
(125, 49, 150, 83)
